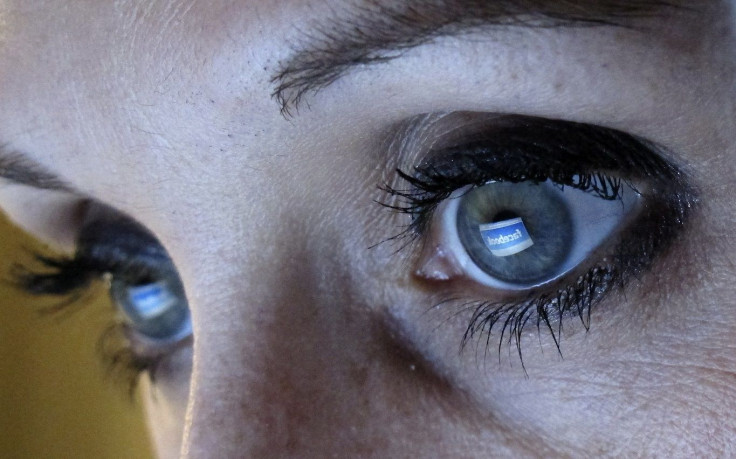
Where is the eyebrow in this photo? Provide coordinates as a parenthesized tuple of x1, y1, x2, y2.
(0, 147, 73, 192)
(272, 0, 688, 115)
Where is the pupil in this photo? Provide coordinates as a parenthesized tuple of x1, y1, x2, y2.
(491, 210, 519, 223)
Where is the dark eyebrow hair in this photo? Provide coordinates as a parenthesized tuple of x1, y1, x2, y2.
(272, 0, 688, 115)
(0, 147, 73, 192)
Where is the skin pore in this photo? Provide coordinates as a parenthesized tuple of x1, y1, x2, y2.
(1, 0, 735, 457)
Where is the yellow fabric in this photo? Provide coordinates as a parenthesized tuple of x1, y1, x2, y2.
(0, 213, 154, 459)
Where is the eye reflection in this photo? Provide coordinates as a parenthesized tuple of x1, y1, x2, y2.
(439, 178, 640, 290)
(14, 201, 193, 388)
(110, 276, 191, 344)
(457, 181, 573, 284)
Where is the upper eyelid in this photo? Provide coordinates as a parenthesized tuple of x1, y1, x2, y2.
(389, 113, 694, 188)
(381, 113, 689, 190)
(381, 113, 698, 225)
(381, 112, 487, 184)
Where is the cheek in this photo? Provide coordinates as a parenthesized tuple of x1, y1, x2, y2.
(141, 346, 192, 459)
(153, 165, 515, 455)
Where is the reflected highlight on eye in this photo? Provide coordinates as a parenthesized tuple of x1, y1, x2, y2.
(478, 217, 535, 258)
(457, 181, 572, 286)
(110, 275, 191, 344)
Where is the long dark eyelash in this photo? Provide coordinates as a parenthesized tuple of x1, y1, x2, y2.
(380, 116, 697, 366)
(14, 206, 167, 298)
(14, 253, 106, 299)
(461, 265, 614, 367)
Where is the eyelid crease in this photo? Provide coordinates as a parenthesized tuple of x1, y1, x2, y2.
(382, 114, 695, 241)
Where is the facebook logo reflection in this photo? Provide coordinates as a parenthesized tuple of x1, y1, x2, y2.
(479, 218, 534, 257)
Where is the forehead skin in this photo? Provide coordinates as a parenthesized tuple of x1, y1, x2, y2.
(1, 0, 736, 457)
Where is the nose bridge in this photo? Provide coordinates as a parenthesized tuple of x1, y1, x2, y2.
(179, 207, 377, 457)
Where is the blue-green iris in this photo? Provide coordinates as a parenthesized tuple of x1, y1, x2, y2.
(110, 273, 191, 341)
(456, 181, 574, 285)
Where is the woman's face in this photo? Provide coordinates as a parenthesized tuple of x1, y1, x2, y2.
(1, 0, 736, 456)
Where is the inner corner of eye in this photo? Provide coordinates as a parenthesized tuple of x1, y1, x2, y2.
(415, 179, 640, 291)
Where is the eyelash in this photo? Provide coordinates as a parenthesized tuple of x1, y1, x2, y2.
(385, 169, 625, 242)
(381, 116, 697, 367)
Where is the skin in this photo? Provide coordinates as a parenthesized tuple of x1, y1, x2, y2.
(1, 0, 735, 457)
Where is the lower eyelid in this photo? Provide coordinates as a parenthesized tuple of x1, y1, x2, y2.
(122, 325, 193, 362)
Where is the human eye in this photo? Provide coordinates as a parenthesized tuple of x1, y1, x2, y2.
(381, 113, 696, 362)
(12, 199, 191, 392)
